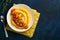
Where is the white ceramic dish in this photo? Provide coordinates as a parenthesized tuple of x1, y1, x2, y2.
(7, 4, 34, 32)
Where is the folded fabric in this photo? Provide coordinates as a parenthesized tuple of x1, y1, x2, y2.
(6, 5, 40, 38)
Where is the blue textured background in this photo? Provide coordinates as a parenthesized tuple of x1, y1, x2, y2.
(0, 0, 60, 40)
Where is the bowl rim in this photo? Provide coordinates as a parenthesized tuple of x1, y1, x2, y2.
(7, 4, 34, 32)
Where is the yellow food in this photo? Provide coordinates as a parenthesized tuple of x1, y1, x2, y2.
(11, 8, 31, 29)
(15, 8, 31, 24)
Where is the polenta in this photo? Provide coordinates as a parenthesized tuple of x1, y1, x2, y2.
(11, 8, 31, 29)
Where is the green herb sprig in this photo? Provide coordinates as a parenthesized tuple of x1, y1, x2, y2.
(2, 0, 12, 14)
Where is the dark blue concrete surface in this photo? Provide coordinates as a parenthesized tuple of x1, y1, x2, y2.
(0, 0, 60, 40)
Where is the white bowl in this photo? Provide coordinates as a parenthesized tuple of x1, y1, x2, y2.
(7, 4, 34, 32)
